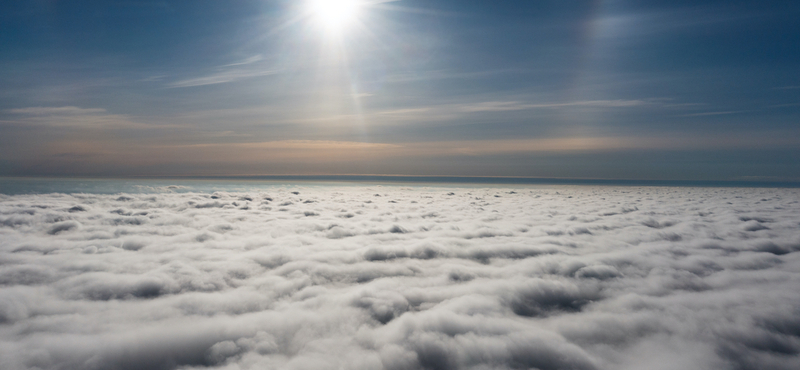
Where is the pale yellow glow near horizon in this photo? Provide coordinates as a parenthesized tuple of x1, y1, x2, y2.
(308, 0, 362, 32)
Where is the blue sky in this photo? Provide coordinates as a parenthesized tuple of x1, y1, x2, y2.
(1, 0, 799, 180)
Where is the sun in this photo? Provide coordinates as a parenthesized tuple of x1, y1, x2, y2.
(308, 0, 363, 32)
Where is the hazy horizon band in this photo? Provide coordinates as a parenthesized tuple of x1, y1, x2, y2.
(1, 176, 799, 196)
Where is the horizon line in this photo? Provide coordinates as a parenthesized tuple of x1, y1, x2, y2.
(2, 175, 799, 188)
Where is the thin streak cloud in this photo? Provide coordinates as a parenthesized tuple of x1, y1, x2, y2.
(168, 69, 280, 88)
(457, 100, 649, 113)
(8, 107, 108, 116)
(3, 107, 151, 129)
(678, 111, 749, 117)
(223, 55, 264, 67)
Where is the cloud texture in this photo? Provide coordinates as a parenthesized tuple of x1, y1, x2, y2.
(1, 185, 799, 370)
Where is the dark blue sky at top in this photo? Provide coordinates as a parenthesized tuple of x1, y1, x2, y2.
(0, 0, 799, 180)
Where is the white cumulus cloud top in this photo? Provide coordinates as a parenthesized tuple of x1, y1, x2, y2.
(1, 186, 799, 370)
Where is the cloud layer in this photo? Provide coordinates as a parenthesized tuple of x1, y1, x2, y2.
(1, 185, 799, 370)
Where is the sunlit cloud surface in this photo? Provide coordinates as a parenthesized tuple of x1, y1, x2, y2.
(1, 185, 800, 369)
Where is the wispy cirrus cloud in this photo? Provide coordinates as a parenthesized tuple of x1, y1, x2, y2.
(168, 55, 279, 88)
(367, 99, 652, 124)
(169, 69, 279, 88)
(457, 99, 649, 113)
(8, 106, 108, 116)
(222, 55, 263, 67)
(678, 110, 749, 117)
(4, 106, 151, 129)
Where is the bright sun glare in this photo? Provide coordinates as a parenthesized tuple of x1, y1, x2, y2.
(308, 0, 362, 32)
